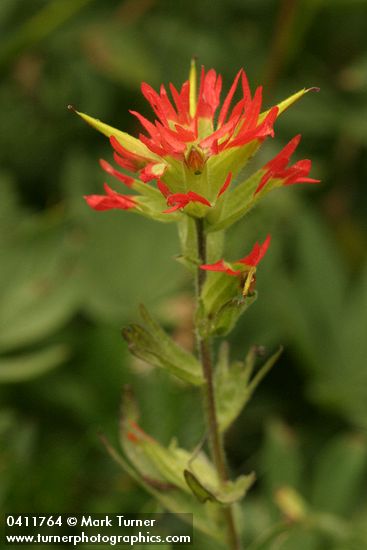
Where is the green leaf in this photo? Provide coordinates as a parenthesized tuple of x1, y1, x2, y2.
(184, 469, 216, 503)
(120, 404, 254, 510)
(72, 108, 160, 160)
(216, 346, 282, 432)
(207, 230, 225, 263)
(198, 271, 257, 337)
(0, 278, 77, 353)
(206, 141, 261, 202)
(211, 293, 257, 337)
(0, 201, 80, 353)
(207, 169, 262, 232)
(0, 345, 68, 383)
(118, 400, 224, 542)
(176, 217, 199, 271)
(103, 435, 223, 542)
(184, 469, 255, 505)
(310, 434, 367, 516)
(261, 419, 303, 498)
(122, 305, 204, 386)
(260, 88, 319, 121)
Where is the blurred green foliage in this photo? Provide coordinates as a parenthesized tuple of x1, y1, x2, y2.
(1, 0, 367, 548)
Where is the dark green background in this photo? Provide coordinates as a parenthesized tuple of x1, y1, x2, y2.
(1, 1, 367, 548)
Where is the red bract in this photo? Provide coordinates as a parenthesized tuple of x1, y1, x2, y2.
(84, 183, 136, 211)
(255, 134, 320, 194)
(77, 64, 318, 221)
(201, 235, 271, 276)
(90, 66, 279, 213)
(165, 192, 211, 213)
(99, 159, 134, 187)
(134, 68, 278, 162)
(217, 172, 232, 197)
(157, 173, 232, 213)
(110, 135, 166, 182)
(158, 179, 211, 213)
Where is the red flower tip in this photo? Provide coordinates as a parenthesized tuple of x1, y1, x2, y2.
(139, 162, 166, 182)
(255, 135, 319, 194)
(99, 159, 134, 187)
(200, 235, 271, 276)
(157, 179, 172, 199)
(130, 66, 281, 162)
(126, 420, 155, 443)
(200, 260, 241, 276)
(217, 172, 232, 198)
(126, 431, 139, 443)
(157, 180, 211, 213)
(239, 234, 271, 267)
(110, 135, 149, 168)
(164, 191, 211, 213)
(84, 183, 136, 211)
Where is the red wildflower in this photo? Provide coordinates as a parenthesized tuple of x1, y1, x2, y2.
(83, 65, 280, 213)
(75, 64, 317, 222)
(200, 235, 271, 276)
(255, 135, 320, 195)
(133, 67, 278, 163)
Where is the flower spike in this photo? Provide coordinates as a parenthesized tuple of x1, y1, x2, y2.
(74, 64, 318, 225)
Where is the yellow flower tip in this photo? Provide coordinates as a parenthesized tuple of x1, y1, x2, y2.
(274, 86, 319, 118)
(189, 57, 197, 118)
(242, 267, 257, 297)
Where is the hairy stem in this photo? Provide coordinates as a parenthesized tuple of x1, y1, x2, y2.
(195, 218, 241, 550)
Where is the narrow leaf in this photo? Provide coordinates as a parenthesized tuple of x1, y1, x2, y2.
(72, 108, 160, 160)
(122, 306, 204, 386)
(259, 88, 319, 122)
(183, 470, 217, 503)
(100, 434, 223, 542)
(216, 347, 282, 432)
(310, 434, 367, 516)
(184, 469, 255, 505)
(0, 345, 68, 383)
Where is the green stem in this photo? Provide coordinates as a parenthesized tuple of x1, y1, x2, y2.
(195, 218, 241, 550)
